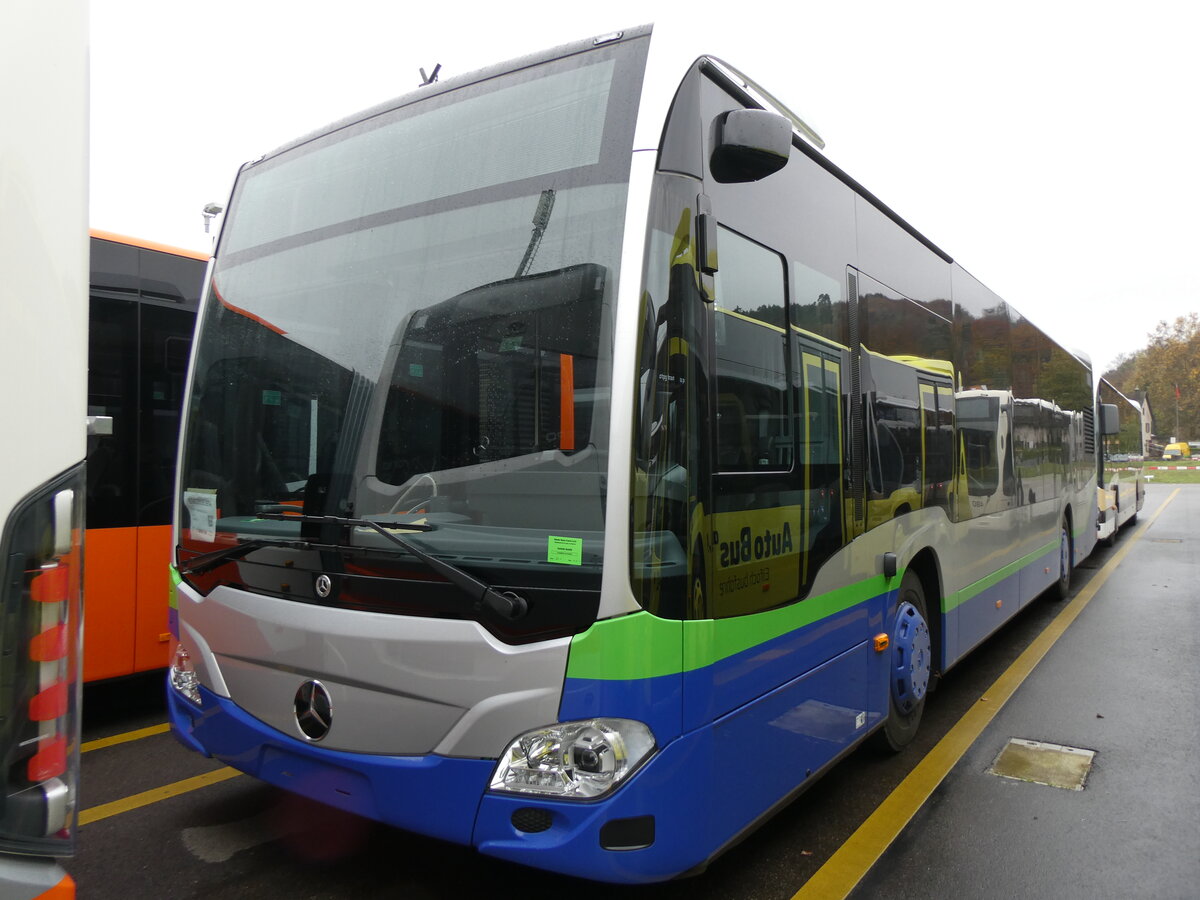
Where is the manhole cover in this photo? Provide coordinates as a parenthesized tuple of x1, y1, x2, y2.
(988, 739, 1095, 791)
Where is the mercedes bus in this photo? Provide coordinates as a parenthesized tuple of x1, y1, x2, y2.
(168, 24, 1100, 882)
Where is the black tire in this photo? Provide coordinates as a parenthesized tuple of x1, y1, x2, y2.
(873, 570, 931, 753)
(1053, 520, 1073, 601)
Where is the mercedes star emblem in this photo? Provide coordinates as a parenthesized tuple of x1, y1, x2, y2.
(294, 680, 333, 741)
(314, 574, 333, 598)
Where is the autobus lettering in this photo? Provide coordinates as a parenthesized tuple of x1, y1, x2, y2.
(717, 521, 794, 568)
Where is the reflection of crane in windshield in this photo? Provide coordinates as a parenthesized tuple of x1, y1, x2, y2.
(515, 189, 556, 278)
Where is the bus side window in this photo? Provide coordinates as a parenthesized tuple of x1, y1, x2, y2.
(709, 226, 800, 619)
(712, 226, 789, 475)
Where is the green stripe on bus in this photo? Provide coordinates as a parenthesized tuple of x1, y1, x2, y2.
(566, 575, 891, 682)
(682, 575, 890, 673)
(566, 611, 683, 681)
(944, 537, 1058, 612)
(571, 536, 1062, 682)
(169, 564, 181, 609)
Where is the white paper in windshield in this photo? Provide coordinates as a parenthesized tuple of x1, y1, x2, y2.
(183, 489, 218, 542)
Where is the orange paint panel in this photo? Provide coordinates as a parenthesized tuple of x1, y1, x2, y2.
(82, 527, 137, 682)
(559, 353, 575, 451)
(134, 525, 175, 673)
(36, 875, 76, 900)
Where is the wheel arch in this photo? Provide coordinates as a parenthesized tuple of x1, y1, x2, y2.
(903, 547, 943, 678)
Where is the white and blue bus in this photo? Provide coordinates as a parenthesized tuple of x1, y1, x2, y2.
(168, 25, 1103, 882)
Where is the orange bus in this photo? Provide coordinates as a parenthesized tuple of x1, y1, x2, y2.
(85, 231, 206, 682)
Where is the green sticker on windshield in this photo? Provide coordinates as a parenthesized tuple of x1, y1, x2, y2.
(548, 535, 583, 566)
(262, 389, 281, 406)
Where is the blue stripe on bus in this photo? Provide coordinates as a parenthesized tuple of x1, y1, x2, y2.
(561, 581, 888, 736)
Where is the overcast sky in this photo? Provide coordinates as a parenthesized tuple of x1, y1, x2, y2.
(90, 0, 1199, 374)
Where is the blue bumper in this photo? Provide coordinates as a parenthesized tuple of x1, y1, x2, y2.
(167, 683, 715, 882)
(167, 684, 493, 846)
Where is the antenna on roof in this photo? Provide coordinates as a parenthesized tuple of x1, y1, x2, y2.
(419, 64, 441, 87)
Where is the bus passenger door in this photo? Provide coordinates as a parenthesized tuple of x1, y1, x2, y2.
(682, 216, 869, 831)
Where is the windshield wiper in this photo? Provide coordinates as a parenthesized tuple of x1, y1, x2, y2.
(176, 537, 323, 577)
(257, 513, 529, 621)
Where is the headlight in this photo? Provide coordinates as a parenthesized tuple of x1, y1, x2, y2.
(170, 644, 201, 706)
(490, 719, 655, 799)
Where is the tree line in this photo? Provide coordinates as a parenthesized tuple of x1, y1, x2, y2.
(1103, 313, 1199, 444)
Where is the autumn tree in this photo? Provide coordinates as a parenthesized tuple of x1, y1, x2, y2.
(1104, 313, 1200, 442)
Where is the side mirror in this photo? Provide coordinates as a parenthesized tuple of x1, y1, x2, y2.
(1100, 403, 1120, 436)
(709, 109, 791, 183)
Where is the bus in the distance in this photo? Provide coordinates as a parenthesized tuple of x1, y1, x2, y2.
(0, 1, 86, 897)
(85, 231, 205, 682)
(1096, 377, 1145, 544)
(167, 25, 1101, 883)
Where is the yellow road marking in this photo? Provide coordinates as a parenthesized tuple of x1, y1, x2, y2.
(794, 489, 1180, 900)
(79, 767, 242, 826)
(81, 723, 170, 753)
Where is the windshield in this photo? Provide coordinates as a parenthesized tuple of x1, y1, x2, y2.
(178, 37, 647, 616)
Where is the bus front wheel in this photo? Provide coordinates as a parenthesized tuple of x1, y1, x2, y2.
(873, 570, 931, 753)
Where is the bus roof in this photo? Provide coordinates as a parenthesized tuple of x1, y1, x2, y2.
(90, 228, 210, 262)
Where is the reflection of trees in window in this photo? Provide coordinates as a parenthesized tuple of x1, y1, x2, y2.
(1038, 346, 1091, 412)
(790, 259, 848, 347)
(954, 302, 1012, 392)
(859, 274, 951, 363)
(714, 229, 789, 474)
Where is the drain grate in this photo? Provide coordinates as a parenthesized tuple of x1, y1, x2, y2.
(988, 739, 1095, 791)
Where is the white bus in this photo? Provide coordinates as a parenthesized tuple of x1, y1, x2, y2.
(1096, 378, 1145, 543)
(0, 2, 88, 897)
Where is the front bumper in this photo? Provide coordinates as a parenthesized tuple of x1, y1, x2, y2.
(168, 681, 714, 883)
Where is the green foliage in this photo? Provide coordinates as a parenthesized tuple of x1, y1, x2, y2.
(1102, 313, 1200, 442)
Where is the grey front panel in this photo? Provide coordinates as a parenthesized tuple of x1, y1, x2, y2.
(179, 584, 569, 758)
